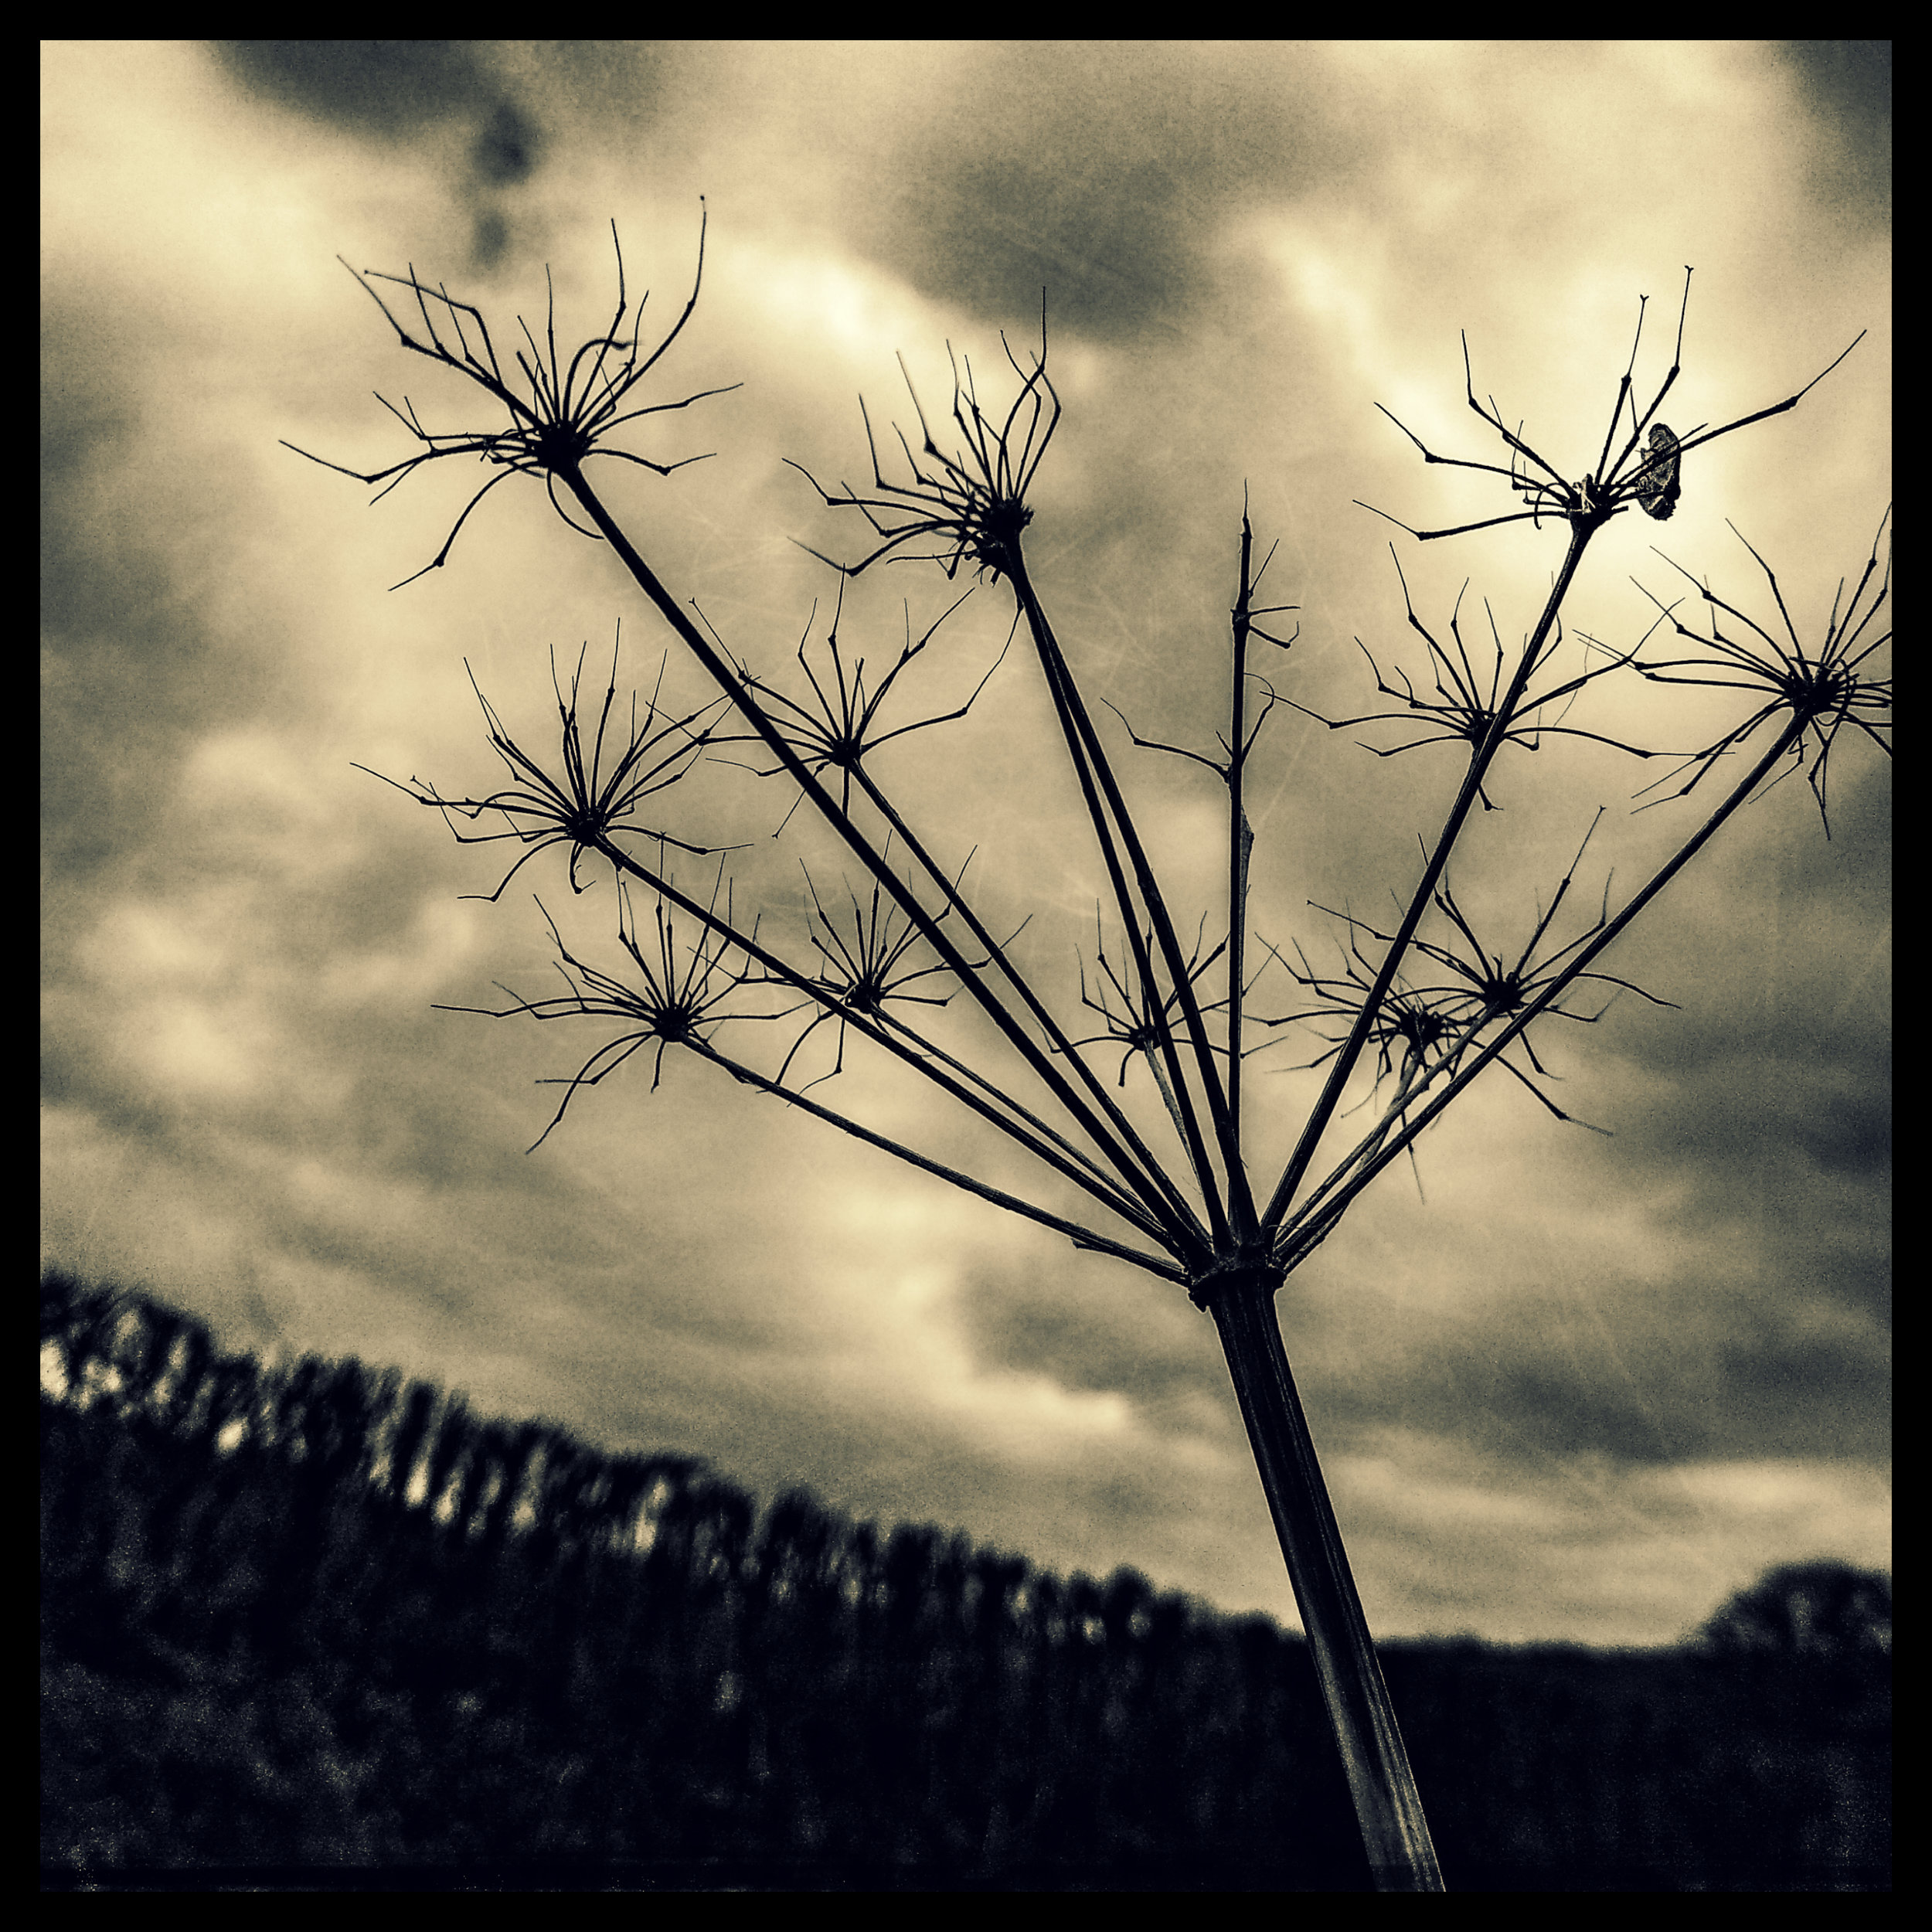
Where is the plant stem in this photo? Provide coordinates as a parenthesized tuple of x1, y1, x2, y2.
(1227, 512, 1257, 1162)
(849, 764, 1208, 1243)
(1207, 1269, 1445, 1891)
(579, 832, 1169, 1244)
(557, 464, 1211, 1266)
(1009, 553, 1253, 1240)
(1262, 518, 1600, 1233)
(1275, 706, 1814, 1264)
(687, 1039, 1189, 1283)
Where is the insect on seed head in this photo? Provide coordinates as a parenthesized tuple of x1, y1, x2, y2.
(1635, 423, 1682, 522)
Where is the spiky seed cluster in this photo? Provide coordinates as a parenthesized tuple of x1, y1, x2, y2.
(1283, 549, 1659, 808)
(355, 639, 726, 901)
(1070, 913, 1231, 1090)
(787, 320, 1060, 585)
(1360, 269, 1865, 546)
(1279, 814, 1677, 1132)
(447, 872, 771, 1149)
(767, 864, 965, 1090)
(1630, 509, 1893, 835)
(700, 584, 998, 821)
(1271, 933, 1463, 1094)
(282, 213, 738, 587)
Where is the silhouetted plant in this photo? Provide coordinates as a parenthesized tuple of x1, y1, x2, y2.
(289, 219, 1887, 1890)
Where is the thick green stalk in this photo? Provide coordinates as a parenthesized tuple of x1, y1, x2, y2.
(1207, 1269, 1444, 1891)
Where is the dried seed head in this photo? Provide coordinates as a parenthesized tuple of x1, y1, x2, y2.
(283, 209, 739, 587)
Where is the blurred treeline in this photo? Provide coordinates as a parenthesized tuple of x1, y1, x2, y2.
(40, 1269, 1888, 1891)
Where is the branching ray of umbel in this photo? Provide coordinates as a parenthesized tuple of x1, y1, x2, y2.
(292, 225, 1883, 1892)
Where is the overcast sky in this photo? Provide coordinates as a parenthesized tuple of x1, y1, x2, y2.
(43, 42, 1889, 1646)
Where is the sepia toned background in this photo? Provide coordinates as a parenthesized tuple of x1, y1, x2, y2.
(42, 42, 1889, 1645)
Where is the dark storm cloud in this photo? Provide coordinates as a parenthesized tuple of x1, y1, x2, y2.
(43, 42, 1888, 1643)
(953, 1258, 1217, 1413)
(1777, 41, 1891, 230)
(211, 42, 504, 139)
(1594, 760, 1891, 1315)
(40, 294, 300, 888)
(1383, 1284, 1888, 1470)
(210, 41, 546, 265)
(1782, 38, 1890, 119)
(840, 45, 1354, 341)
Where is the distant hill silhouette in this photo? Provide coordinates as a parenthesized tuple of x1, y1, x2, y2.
(40, 1267, 1889, 1890)
(1699, 1560, 1890, 1662)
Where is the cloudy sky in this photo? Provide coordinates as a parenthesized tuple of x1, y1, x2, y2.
(43, 42, 1889, 1647)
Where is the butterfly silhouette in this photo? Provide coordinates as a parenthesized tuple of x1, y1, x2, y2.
(1634, 423, 1682, 521)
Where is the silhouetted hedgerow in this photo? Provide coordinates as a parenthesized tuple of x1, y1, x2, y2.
(40, 1268, 1886, 1889)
